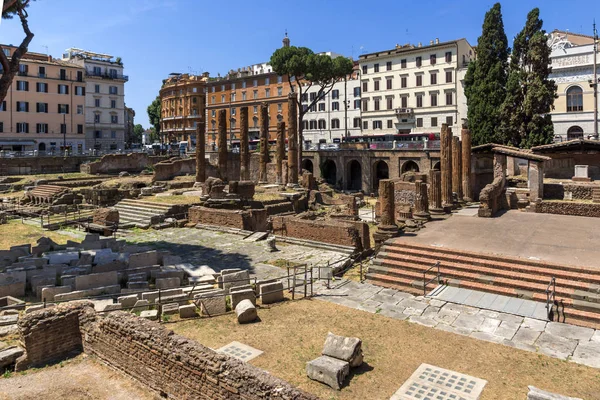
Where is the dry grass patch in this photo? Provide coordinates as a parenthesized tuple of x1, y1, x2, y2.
(145, 195, 200, 205)
(12, 172, 95, 185)
(0, 220, 73, 249)
(171, 298, 600, 400)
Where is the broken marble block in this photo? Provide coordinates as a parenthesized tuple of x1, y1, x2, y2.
(235, 299, 257, 324)
(322, 332, 363, 368)
(306, 355, 349, 390)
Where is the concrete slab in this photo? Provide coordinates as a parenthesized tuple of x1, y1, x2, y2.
(545, 322, 595, 342)
(571, 341, 600, 368)
(535, 332, 578, 359)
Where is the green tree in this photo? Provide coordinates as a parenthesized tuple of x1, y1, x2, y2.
(270, 47, 354, 170)
(147, 96, 162, 143)
(464, 3, 509, 145)
(0, 0, 35, 103)
(132, 124, 144, 144)
(500, 8, 557, 147)
(148, 127, 157, 143)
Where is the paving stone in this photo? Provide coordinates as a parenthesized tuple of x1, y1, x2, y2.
(591, 331, 600, 343)
(409, 315, 438, 328)
(478, 318, 501, 334)
(535, 332, 578, 359)
(369, 293, 400, 305)
(392, 291, 414, 300)
(521, 317, 547, 332)
(452, 313, 484, 331)
(571, 341, 600, 369)
(426, 298, 447, 308)
(378, 308, 409, 320)
(436, 323, 473, 337)
(443, 303, 480, 315)
(379, 288, 398, 296)
(477, 309, 500, 319)
(161, 303, 179, 315)
(503, 339, 538, 353)
(357, 299, 381, 313)
(179, 304, 198, 318)
(470, 331, 505, 344)
(545, 322, 595, 342)
(496, 312, 524, 325)
(399, 298, 428, 315)
(421, 306, 441, 319)
(433, 308, 460, 325)
(512, 327, 542, 346)
(493, 320, 521, 340)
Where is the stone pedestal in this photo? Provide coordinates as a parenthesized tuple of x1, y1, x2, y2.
(240, 107, 250, 181)
(217, 109, 228, 181)
(428, 170, 444, 215)
(258, 102, 269, 183)
(440, 124, 453, 209)
(276, 121, 286, 184)
(287, 94, 299, 184)
(573, 165, 591, 182)
(413, 180, 430, 221)
(374, 179, 398, 246)
(461, 128, 473, 202)
(195, 123, 205, 183)
(528, 160, 544, 200)
(452, 136, 463, 204)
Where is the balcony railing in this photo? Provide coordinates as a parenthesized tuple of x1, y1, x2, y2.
(394, 108, 414, 116)
(85, 71, 129, 81)
(303, 140, 441, 151)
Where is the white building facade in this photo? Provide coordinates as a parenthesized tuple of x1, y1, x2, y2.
(548, 31, 599, 141)
(358, 38, 474, 136)
(62, 48, 128, 151)
(301, 76, 362, 143)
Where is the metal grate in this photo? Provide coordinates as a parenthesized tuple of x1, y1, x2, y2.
(216, 341, 263, 362)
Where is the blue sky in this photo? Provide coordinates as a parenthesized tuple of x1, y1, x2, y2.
(0, 0, 597, 127)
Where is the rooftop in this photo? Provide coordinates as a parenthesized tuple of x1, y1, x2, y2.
(359, 38, 470, 60)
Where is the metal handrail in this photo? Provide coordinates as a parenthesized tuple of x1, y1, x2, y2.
(545, 276, 556, 321)
(423, 261, 442, 296)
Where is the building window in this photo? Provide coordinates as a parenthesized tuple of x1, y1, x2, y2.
(95, 84, 100, 93)
(332, 119, 340, 129)
(332, 89, 339, 99)
(401, 76, 407, 88)
(18, 64, 28, 76)
(401, 96, 407, 108)
(16, 101, 29, 112)
(446, 116, 453, 126)
(374, 63, 379, 73)
(416, 95, 423, 108)
(373, 120, 382, 129)
(318, 119, 326, 129)
(230, 119, 236, 130)
(353, 87, 360, 97)
(278, 103, 282, 112)
(0, 101, 5, 111)
(265, 77, 270, 85)
(58, 84, 68, 94)
(446, 92, 453, 105)
(387, 120, 393, 129)
(253, 90, 258, 99)
(386, 79, 392, 90)
(36, 82, 48, 93)
(445, 52, 452, 63)
(95, 98, 101, 107)
(354, 99, 361, 109)
(566, 86, 583, 112)
(37, 66, 46, 77)
(110, 131, 116, 139)
(362, 81, 368, 93)
(446, 70, 453, 83)
(94, 114, 100, 123)
(75, 86, 85, 96)
(309, 120, 317, 130)
(416, 118, 423, 128)
(253, 79, 258, 87)
(16, 122, 29, 133)
(401, 59, 407, 69)
(374, 99, 380, 111)
(318, 103, 325, 111)
(430, 73, 437, 85)
(211, 96, 215, 104)
(301, 93, 308, 102)
(332, 102, 339, 111)
(362, 65, 367, 74)
(231, 93, 236, 101)
(77, 124, 83, 134)
(242, 92, 247, 101)
(363, 121, 368, 129)
(109, 86, 118, 95)
(58, 104, 69, 114)
(94, 130, 102, 139)
(374, 81, 380, 91)
(430, 54, 436, 65)
(265, 88, 270, 98)
(36, 123, 49, 134)
(0, 122, 3, 132)
(362, 100, 368, 111)
(2, 48, 9, 57)
(231, 107, 236, 116)
(16, 81, 29, 91)
(386, 61, 392, 71)
(253, 106, 258, 114)
(36, 102, 48, 113)
(430, 93, 438, 106)
(310, 92, 316, 102)
(386, 98, 393, 110)
(60, 124, 67, 134)
(111, 115, 118, 123)
(431, 117, 438, 127)
(567, 125, 584, 140)
(416, 57, 422, 67)
(353, 117, 361, 128)
(277, 87, 283, 96)
(111, 99, 116, 109)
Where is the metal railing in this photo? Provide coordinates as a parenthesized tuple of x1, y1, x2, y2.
(546, 276, 556, 321)
(302, 140, 441, 152)
(423, 261, 442, 296)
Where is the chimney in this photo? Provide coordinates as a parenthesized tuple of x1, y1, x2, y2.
(435, 38, 439, 44)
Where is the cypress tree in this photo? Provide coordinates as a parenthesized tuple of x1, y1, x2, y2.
(464, 3, 509, 146)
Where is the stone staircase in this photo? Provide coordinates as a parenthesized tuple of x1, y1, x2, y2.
(368, 240, 600, 329)
(113, 199, 173, 229)
(26, 185, 69, 204)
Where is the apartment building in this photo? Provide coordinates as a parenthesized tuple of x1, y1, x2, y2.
(301, 67, 361, 143)
(0, 45, 86, 153)
(358, 38, 474, 136)
(62, 48, 128, 151)
(548, 30, 599, 140)
(124, 105, 135, 147)
(160, 73, 208, 145)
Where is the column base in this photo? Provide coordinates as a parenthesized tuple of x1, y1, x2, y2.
(373, 224, 400, 247)
(413, 212, 431, 221)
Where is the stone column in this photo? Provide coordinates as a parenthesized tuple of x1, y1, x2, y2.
(461, 128, 473, 202)
(276, 121, 286, 184)
(217, 109, 228, 181)
(258, 102, 269, 183)
(428, 170, 444, 216)
(440, 124, 453, 209)
(373, 179, 399, 247)
(528, 160, 544, 200)
(413, 180, 430, 220)
(452, 136, 463, 203)
(287, 93, 298, 185)
(239, 106, 250, 181)
(195, 122, 205, 183)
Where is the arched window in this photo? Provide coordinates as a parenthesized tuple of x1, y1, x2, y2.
(318, 119, 327, 129)
(331, 119, 340, 129)
(566, 86, 583, 112)
(253, 117, 258, 128)
(567, 126, 584, 140)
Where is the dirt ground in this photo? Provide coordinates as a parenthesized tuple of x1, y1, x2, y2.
(171, 298, 600, 400)
(0, 355, 156, 400)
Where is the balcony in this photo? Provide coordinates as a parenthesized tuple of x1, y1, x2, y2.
(395, 108, 414, 116)
(85, 71, 129, 81)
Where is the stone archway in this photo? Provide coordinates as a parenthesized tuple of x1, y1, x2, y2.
(401, 160, 420, 173)
(347, 160, 362, 191)
(321, 159, 337, 185)
(432, 161, 441, 170)
(302, 159, 314, 174)
(373, 160, 389, 193)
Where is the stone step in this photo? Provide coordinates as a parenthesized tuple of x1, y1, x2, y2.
(113, 205, 167, 217)
(116, 199, 171, 211)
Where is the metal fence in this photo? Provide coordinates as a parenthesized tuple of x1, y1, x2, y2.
(303, 140, 441, 151)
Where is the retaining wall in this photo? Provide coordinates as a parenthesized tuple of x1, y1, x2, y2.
(533, 200, 600, 218)
(81, 153, 166, 175)
(188, 206, 268, 231)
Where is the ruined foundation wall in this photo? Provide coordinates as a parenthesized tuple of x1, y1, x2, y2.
(272, 217, 369, 250)
(81, 153, 167, 175)
(533, 200, 600, 218)
(543, 184, 595, 200)
(188, 206, 267, 231)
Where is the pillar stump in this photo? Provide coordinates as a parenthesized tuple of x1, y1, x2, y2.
(452, 136, 464, 204)
(461, 128, 473, 202)
(240, 107, 250, 181)
(195, 122, 205, 184)
(258, 102, 269, 183)
(428, 170, 444, 217)
(440, 124, 453, 211)
(413, 180, 430, 221)
(217, 109, 228, 182)
(287, 93, 299, 185)
(373, 179, 399, 247)
(276, 121, 286, 185)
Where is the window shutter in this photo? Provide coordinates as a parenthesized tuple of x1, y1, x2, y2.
(25, 102, 29, 112)
(26, 123, 29, 133)
(25, 81, 29, 91)
(66, 104, 69, 114)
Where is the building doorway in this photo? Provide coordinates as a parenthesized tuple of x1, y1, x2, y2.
(373, 160, 389, 193)
(347, 160, 362, 191)
(401, 160, 420, 173)
(302, 159, 314, 174)
(321, 159, 337, 186)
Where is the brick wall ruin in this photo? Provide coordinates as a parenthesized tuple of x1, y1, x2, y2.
(272, 216, 370, 251)
(81, 153, 167, 175)
(16, 302, 318, 400)
(543, 183, 594, 200)
(189, 206, 268, 232)
(531, 200, 600, 218)
(0, 156, 94, 175)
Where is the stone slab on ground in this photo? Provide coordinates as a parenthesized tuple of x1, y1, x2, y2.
(260, 281, 284, 304)
(179, 304, 197, 318)
(230, 288, 256, 309)
(139, 310, 158, 320)
(306, 355, 349, 390)
(527, 386, 583, 400)
(0, 346, 24, 369)
(194, 291, 227, 316)
(161, 303, 179, 315)
(322, 332, 363, 368)
(0, 315, 18, 326)
(235, 299, 257, 324)
(216, 341, 263, 362)
(390, 363, 487, 400)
